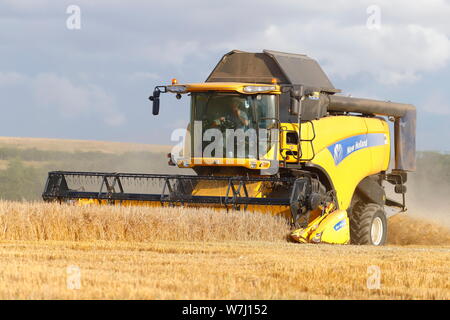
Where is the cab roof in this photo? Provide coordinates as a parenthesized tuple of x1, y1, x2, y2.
(206, 50, 340, 94)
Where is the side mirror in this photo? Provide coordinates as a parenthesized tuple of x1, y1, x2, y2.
(149, 87, 162, 115)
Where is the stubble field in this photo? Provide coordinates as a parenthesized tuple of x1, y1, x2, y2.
(0, 201, 448, 300)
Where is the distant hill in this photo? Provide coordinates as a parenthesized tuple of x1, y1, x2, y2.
(0, 136, 186, 201)
(0, 136, 171, 154)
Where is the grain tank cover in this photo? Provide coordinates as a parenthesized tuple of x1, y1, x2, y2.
(206, 50, 339, 93)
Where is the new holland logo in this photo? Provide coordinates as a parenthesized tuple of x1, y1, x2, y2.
(327, 133, 386, 166)
(333, 143, 343, 164)
(334, 219, 346, 231)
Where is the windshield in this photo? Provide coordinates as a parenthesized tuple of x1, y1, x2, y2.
(191, 92, 277, 160)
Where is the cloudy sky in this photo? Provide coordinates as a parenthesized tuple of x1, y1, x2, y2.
(0, 0, 449, 151)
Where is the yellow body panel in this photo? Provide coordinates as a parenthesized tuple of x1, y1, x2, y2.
(279, 116, 390, 211)
(76, 198, 290, 218)
(192, 180, 264, 197)
(191, 180, 290, 217)
(309, 210, 350, 244)
(365, 117, 391, 172)
(291, 209, 350, 244)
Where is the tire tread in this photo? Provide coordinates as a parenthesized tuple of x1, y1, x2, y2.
(350, 202, 386, 245)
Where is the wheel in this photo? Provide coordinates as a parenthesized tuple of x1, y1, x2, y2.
(350, 202, 387, 245)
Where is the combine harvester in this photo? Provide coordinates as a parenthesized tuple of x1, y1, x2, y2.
(43, 50, 416, 245)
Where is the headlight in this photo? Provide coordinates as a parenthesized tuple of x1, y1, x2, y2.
(243, 85, 276, 93)
(167, 85, 187, 93)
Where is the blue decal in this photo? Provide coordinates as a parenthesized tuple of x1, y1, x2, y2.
(334, 219, 346, 231)
(327, 133, 386, 165)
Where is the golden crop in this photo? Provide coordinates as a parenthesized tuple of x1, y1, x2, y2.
(0, 201, 448, 300)
(0, 201, 290, 242)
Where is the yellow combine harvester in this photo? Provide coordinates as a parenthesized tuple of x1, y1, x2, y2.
(43, 50, 416, 245)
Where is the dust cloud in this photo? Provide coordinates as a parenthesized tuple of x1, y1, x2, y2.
(387, 214, 450, 245)
(386, 153, 450, 245)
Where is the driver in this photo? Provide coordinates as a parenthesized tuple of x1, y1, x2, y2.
(212, 98, 249, 129)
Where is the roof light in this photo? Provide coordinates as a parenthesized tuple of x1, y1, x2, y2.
(271, 78, 277, 84)
(243, 85, 276, 93)
(171, 78, 178, 85)
(167, 85, 187, 93)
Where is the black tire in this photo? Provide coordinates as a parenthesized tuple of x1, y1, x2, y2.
(350, 202, 387, 245)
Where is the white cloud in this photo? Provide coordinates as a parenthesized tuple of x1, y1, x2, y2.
(217, 21, 450, 85)
(3, 1, 449, 87)
(112, 1, 449, 86)
(32, 73, 125, 126)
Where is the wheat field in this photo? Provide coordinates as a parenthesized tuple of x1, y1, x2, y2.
(0, 201, 449, 300)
